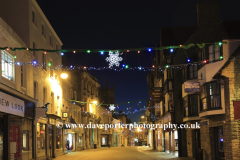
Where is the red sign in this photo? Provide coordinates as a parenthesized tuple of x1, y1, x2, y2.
(234, 101, 240, 120)
(10, 125, 21, 159)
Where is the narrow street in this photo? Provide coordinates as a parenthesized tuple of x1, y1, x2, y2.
(54, 147, 194, 160)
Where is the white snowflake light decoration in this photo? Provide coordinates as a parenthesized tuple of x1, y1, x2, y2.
(105, 51, 123, 67)
(109, 104, 116, 111)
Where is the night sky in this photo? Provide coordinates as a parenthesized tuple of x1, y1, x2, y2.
(36, 0, 240, 122)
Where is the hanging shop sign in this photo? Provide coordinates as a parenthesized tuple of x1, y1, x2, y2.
(151, 87, 163, 103)
(62, 112, 69, 118)
(35, 108, 46, 118)
(0, 91, 24, 117)
(184, 82, 201, 93)
(233, 101, 240, 120)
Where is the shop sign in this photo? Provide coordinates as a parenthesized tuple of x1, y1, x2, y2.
(184, 82, 201, 93)
(35, 108, 46, 118)
(10, 125, 21, 159)
(0, 91, 24, 117)
(49, 118, 56, 125)
(200, 120, 209, 126)
(233, 101, 240, 120)
(62, 112, 69, 118)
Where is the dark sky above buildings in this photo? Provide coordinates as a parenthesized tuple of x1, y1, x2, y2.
(37, 0, 240, 122)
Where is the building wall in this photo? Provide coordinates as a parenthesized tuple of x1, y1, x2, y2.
(221, 57, 240, 160)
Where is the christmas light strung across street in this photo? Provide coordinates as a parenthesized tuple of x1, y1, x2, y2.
(61, 52, 64, 56)
(187, 59, 191, 62)
(109, 104, 116, 111)
(170, 48, 174, 53)
(105, 51, 123, 67)
(33, 60, 37, 64)
(100, 51, 104, 55)
(148, 48, 152, 52)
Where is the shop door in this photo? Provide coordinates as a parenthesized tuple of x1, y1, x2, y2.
(193, 129, 201, 158)
(165, 132, 169, 152)
(214, 127, 224, 160)
(48, 125, 53, 158)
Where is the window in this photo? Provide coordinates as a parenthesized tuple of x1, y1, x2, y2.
(200, 81, 221, 111)
(34, 81, 38, 99)
(183, 96, 188, 117)
(21, 66, 24, 87)
(74, 91, 77, 101)
(209, 45, 214, 61)
(215, 46, 220, 60)
(168, 68, 172, 79)
(42, 24, 45, 37)
(209, 45, 221, 61)
(71, 89, 73, 99)
(169, 92, 173, 110)
(189, 65, 198, 79)
(43, 87, 47, 105)
(184, 94, 198, 117)
(50, 35, 53, 47)
(1, 51, 13, 81)
(50, 61, 53, 77)
(209, 82, 221, 108)
(37, 123, 46, 157)
(32, 11, 35, 23)
(42, 53, 46, 70)
(33, 42, 36, 56)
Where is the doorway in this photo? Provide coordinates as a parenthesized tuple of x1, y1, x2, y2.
(48, 125, 53, 158)
(214, 127, 224, 160)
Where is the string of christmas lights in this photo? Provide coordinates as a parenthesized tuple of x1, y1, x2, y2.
(0, 41, 225, 54)
(2, 55, 236, 71)
(69, 98, 148, 106)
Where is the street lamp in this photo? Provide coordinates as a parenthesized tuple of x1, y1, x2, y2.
(60, 73, 68, 79)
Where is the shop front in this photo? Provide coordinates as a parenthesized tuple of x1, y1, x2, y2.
(101, 134, 109, 147)
(64, 126, 76, 153)
(0, 90, 36, 160)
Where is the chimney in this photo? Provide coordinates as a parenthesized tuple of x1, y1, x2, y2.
(197, 1, 221, 28)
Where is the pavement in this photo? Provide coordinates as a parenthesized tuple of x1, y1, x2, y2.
(53, 146, 195, 160)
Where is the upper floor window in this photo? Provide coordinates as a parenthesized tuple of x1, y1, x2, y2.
(189, 65, 198, 79)
(42, 53, 46, 70)
(21, 66, 24, 87)
(43, 87, 47, 105)
(42, 24, 45, 37)
(168, 68, 172, 79)
(183, 65, 198, 81)
(209, 45, 214, 61)
(74, 91, 77, 101)
(200, 81, 221, 111)
(32, 11, 36, 24)
(33, 41, 36, 56)
(183, 94, 198, 117)
(209, 45, 221, 62)
(1, 51, 13, 81)
(50, 35, 53, 47)
(34, 81, 38, 99)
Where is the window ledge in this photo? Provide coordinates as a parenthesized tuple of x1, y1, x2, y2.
(183, 116, 201, 122)
(1, 76, 15, 85)
(199, 108, 225, 118)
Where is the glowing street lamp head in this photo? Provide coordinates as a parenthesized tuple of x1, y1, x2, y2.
(93, 101, 97, 104)
(60, 73, 68, 79)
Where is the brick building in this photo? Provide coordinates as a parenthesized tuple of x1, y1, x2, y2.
(148, 1, 240, 159)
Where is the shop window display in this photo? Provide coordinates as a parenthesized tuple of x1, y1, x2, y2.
(37, 123, 46, 157)
(56, 127, 63, 154)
